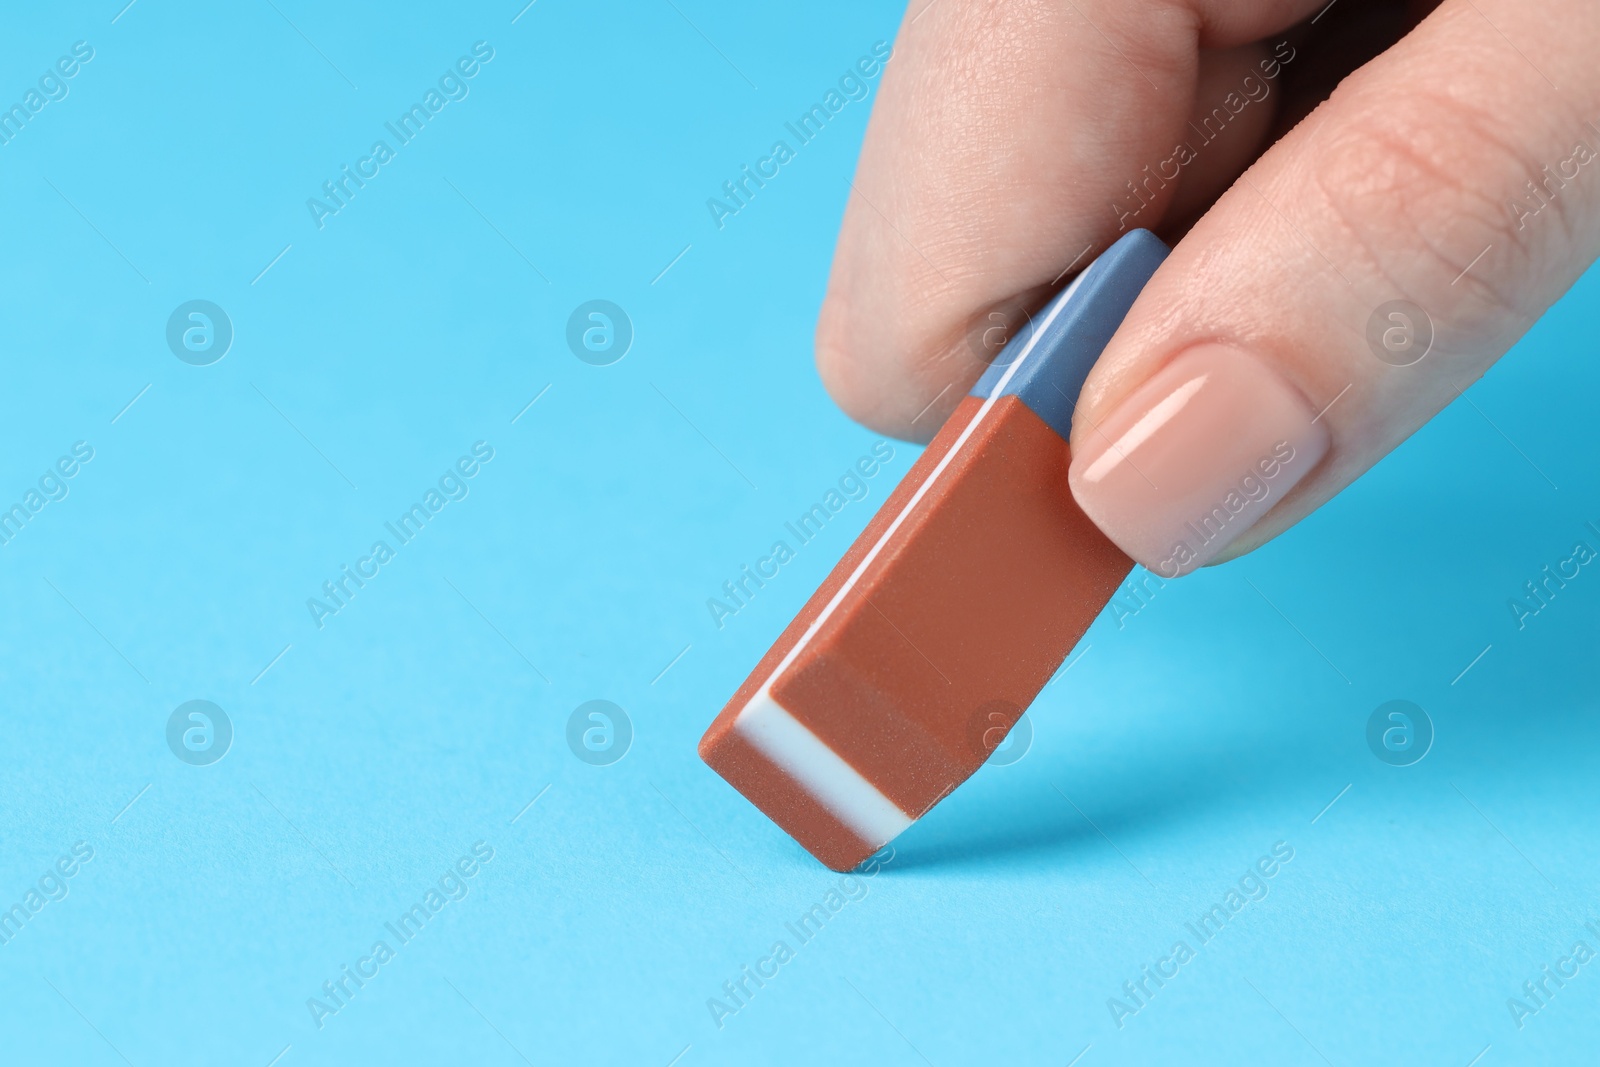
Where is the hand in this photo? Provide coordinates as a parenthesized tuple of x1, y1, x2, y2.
(816, 0, 1600, 576)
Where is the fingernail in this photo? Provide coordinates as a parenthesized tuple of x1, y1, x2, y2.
(1068, 344, 1330, 577)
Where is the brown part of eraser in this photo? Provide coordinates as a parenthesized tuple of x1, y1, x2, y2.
(700, 394, 1132, 870)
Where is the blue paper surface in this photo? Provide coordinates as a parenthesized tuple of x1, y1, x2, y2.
(2, 3, 1597, 1065)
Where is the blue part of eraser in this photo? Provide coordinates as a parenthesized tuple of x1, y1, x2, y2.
(969, 228, 1169, 442)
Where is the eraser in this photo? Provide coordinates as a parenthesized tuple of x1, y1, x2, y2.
(699, 230, 1170, 870)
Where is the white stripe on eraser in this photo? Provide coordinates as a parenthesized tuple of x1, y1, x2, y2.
(736, 687, 913, 847)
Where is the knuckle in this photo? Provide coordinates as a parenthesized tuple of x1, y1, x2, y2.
(1309, 81, 1542, 327)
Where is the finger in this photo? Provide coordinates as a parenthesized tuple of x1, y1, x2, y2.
(816, 0, 1329, 442)
(1067, 0, 1600, 578)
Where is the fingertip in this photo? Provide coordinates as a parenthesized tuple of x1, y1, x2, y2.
(1067, 343, 1330, 577)
(814, 298, 935, 444)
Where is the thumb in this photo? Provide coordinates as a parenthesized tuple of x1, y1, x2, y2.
(1067, 0, 1600, 578)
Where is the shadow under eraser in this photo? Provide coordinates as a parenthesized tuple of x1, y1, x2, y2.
(699, 230, 1170, 870)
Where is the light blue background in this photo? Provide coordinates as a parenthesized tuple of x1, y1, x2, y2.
(2, 2, 1597, 1064)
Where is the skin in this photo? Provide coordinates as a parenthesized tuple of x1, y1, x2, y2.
(816, 0, 1600, 566)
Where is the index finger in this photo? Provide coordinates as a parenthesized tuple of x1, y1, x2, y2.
(815, 0, 1327, 441)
